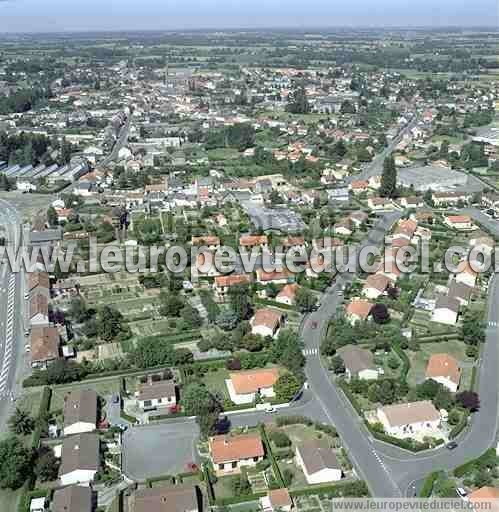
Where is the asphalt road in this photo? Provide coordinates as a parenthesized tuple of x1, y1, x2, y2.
(298, 207, 499, 497)
(0, 199, 28, 434)
(350, 116, 419, 183)
(122, 419, 200, 481)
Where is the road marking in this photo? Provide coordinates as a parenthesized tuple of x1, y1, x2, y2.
(302, 348, 319, 356)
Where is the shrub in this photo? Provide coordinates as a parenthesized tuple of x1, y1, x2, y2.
(275, 416, 313, 427)
(270, 431, 292, 448)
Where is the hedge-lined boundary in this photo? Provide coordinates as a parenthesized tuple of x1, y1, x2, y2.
(32, 387, 52, 449)
(18, 387, 52, 512)
(289, 480, 369, 497)
(259, 424, 285, 487)
(449, 410, 469, 440)
(215, 491, 266, 506)
(454, 448, 496, 478)
(146, 474, 174, 488)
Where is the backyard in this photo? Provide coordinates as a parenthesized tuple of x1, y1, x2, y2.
(406, 340, 475, 389)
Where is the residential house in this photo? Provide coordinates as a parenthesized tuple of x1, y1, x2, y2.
(275, 283, 300, 306)
(214, 274, 252, 301)
(191, 235, 221, 250)
(130, 485, 200, 512)
(260, 489, 293, 512)
(399, 196, 424, 208)
(425, 354, 461, 393)
(469, 487, 499, 508)
(30, 292, 49, 326)
(282, 236, 306, 252)
(350, 180, 369, 195)
(295, 440, 342, 484)
(444, 215, 474, 231)
(377, 401, 441, 438)
(345, 300, 373, 325)
(59, 433, 100, 486)
(239, 235, 268, 250)
(362, 274, 392, 300)
(136, 379, 177, 411)
(334, 219, 353, 237)
(336, 345, 379, 381)
(52, 486, 93, 512)
(251, 309, 284, 338)
(30, 326, 60, 369)
(209, 433, 265, 475)
(432, 191, 471, 207)
(226, 368, 280, 405)
(367, 197, 394, 211)
(28, 271, 50, 296)
(348, 211, 368, 228)
(63, 389, 98, 436)
(256, 269, 292, 285)
(431, 296, 460, 325)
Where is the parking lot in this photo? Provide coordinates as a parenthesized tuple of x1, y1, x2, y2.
(122, 419, 200, 481)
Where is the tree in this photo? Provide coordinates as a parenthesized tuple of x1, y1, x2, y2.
(133, 337, 175, 369)
(461, 310, 485, 346)
(8, 408, 34, 436)
(0, 174, 11, 191)
(387, 354, 400, 370)
(271, 329, 305, 378)
(97, 306, 124, 341)
(380, 155, 397, 198)
(371, 303, 390, 324)
(44, 360, 88, 385)
(228, 284, 252, 321)
(35, 446, 59, 482)
(274, 373, 302, 402)
(182, 383, 222, 436)
(330, 355, 345, 374)
(46, 206, 58, 227)
(181, 304, 202, 328)
(456, 391, 480, 412)
(295, 287, 317, 313)
(286, 84, 310, 114)
(216, 309, 239, 331)
(70, 297, 90, 323)
(0, 437, 33, 489)
(159, 291, 185, 317)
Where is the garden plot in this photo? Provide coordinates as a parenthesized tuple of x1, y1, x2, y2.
(246, 470, 269, 493)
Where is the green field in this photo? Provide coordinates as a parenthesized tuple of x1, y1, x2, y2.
(50, 378, 122, 412)
(203, 368, 230, 399)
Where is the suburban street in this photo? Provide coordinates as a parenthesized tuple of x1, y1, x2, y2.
(298, 207, 499, 497)
(351, 116, 419, 183)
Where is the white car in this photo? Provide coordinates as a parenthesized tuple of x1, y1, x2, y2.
(456, 488, 468, 501)
(264, 406, 277, 414)
(25, 345, 31, 353)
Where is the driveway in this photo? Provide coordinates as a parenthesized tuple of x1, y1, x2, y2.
(122, 419, 200, 481)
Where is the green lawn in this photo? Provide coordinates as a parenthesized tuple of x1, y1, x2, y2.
(207, 148, 240, 161)
(203, 368, 230, 399)
(0, 487, 23, 512)
(213, 475, 238, 499)
(50, 378, 122, 412)
(406, 341, 474, 388)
